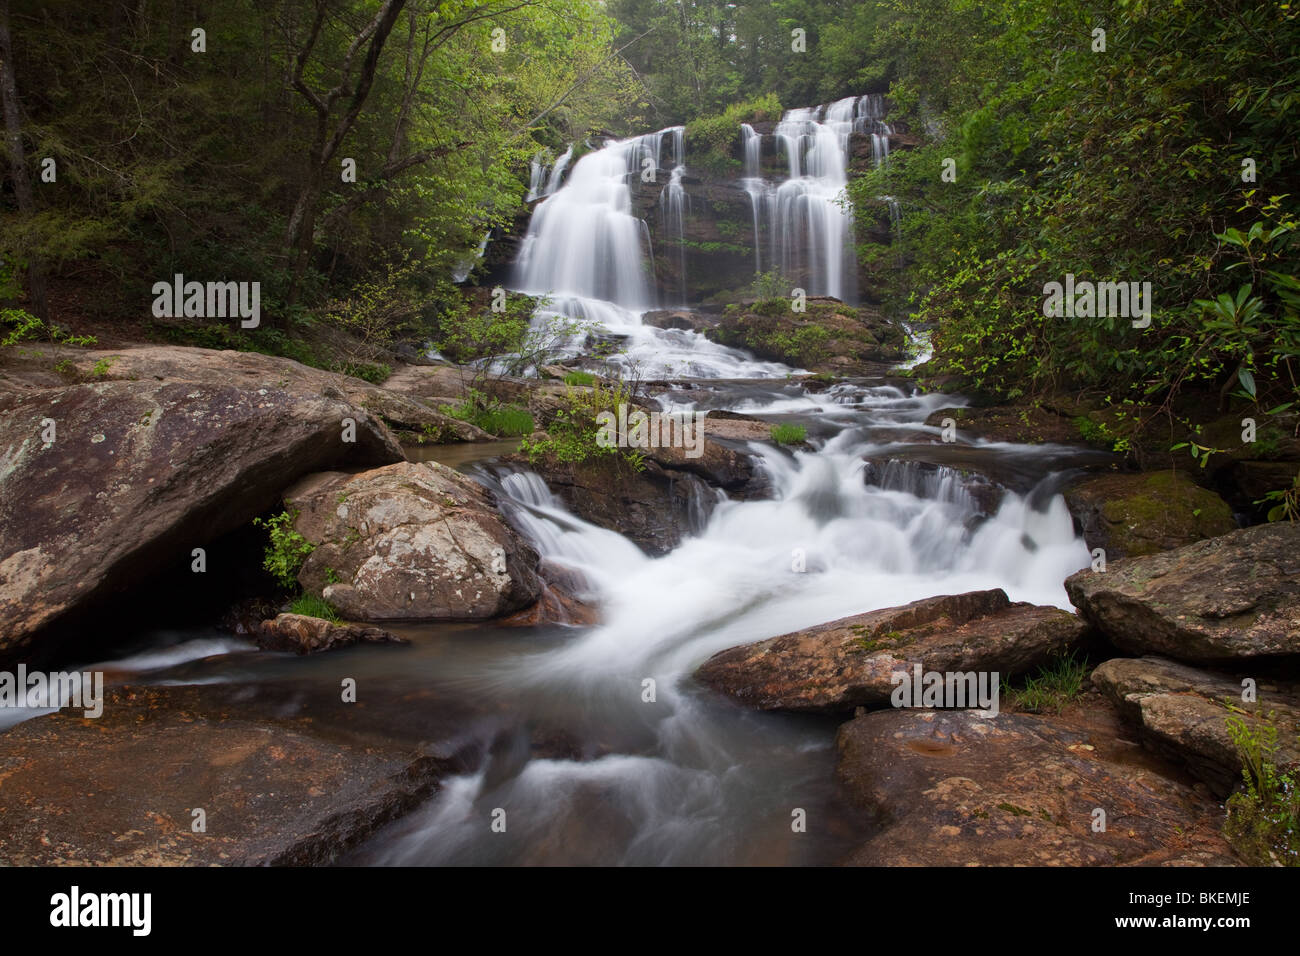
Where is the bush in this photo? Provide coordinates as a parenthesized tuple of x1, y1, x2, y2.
(563, 370, 598, 386)
(519, 381, 642, 468)
(685, 93, 782, 173)
(252, 510, 315, 589)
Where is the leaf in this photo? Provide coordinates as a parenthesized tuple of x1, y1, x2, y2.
(1237, 367, 1257, 398)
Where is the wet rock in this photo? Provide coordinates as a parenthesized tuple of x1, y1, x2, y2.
(836, 708, 1238, 866)
(516, 453, 720, 555)
(287, 461, 541, 621)
(1091, 656, 1300, 796)
(696, 589, 1086, 714)
(702, 298, 906, 373)
(923, 404, 1081, 444)
(1064, 470, 1237, 558)
(703, 410, 773, 442)
(0, 685, 448, 865)
(862, 458, 1007, 516)
(1065, 522, 1300, 662)
(254, 613, 408, 654)
(0, 378, 402, 659)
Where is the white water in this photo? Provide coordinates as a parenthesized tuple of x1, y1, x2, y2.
(512, 126, 800, 380)
(346, 373, 1090, 864)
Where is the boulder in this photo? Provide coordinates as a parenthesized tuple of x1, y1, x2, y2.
(254, 613, 408, 655)
(516, 453, 721, 556)
(0, 685, 449, 865)
(1091, 656, 1300, 796)
(286, 462, 541, 621)
(703, 298, 906, 373)
(1065, 522, 1300, 662)
(836, 708, 1238, 866)
(0, 379, 402, 658)
(1063, 471, 1237, 559)
(695, 589, 1086, 714)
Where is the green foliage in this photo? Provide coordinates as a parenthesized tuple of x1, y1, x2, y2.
(1223, 711, 1300, 866)
(290, 592, 341, 623)
(252, 510, 315, 590)
(563, 370, 599, 386)
(3, 0, 638, 339)
(749, 269, 790, 302)
(685, 94, 782, 172)
(843, 0, 1300, 465)
(519, 381, 641, 468)
(1257, 469, 1300, 522)
(1, 308, 96, 349)
(1003, 650, 1089, 714)
(770, 423, 807, 444)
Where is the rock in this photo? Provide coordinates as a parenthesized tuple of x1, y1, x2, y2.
(0, 378, 402, 658)
(253, 613, 408, 654)
(862, 458, 1007, 516)
(1091, 656, 1300, 796)
(696, 589, 1086, 714)
(642, 310, 701, 331)
(1065, 522, 1300, 662)
(923, 404, 1081, 444)
(517, 453, 721, 555)
(0, 685, 449, 865)
(702, 298, 906, 373)
(286, 461, 541, 621)
(835, 708, 1238, 866)
(1064, 471, 1237, 558)
(702, 410, 773, 442)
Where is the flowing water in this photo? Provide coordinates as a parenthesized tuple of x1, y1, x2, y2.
(65, 99, 1101, 865)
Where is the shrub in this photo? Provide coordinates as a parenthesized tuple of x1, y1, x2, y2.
(563, 370, 598, 386)
(519, 381, 642, 469)
(252, 510, 315, 589)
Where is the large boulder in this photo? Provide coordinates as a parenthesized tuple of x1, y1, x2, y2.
(835, 708, 1238, 866)
(286, 461, 542, 621)
(0, 684, 450, 865)
(1065, 522, 1300, 662)
(695, 589, 1086, 714)
(1063, 471, 1237, 559)
(1091, 656, 1300, 796)
(0, 379, 402, 658)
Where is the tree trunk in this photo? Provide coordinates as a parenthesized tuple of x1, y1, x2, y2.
(0, 0, 48, 318)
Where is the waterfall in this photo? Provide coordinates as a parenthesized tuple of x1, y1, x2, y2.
(741, 94, 892, 303)
(509, 126, 796, 379)
(660, 164, 689, 306)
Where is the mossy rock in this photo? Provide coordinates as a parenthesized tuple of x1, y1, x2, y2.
(1064, 470, 1238, 559)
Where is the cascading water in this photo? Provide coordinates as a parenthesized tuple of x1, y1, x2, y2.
(91, 100, 1098, 867)
(341, 379, 1091, 865)
(511, 126, 794, 379)
(738, 94, 892, 304)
